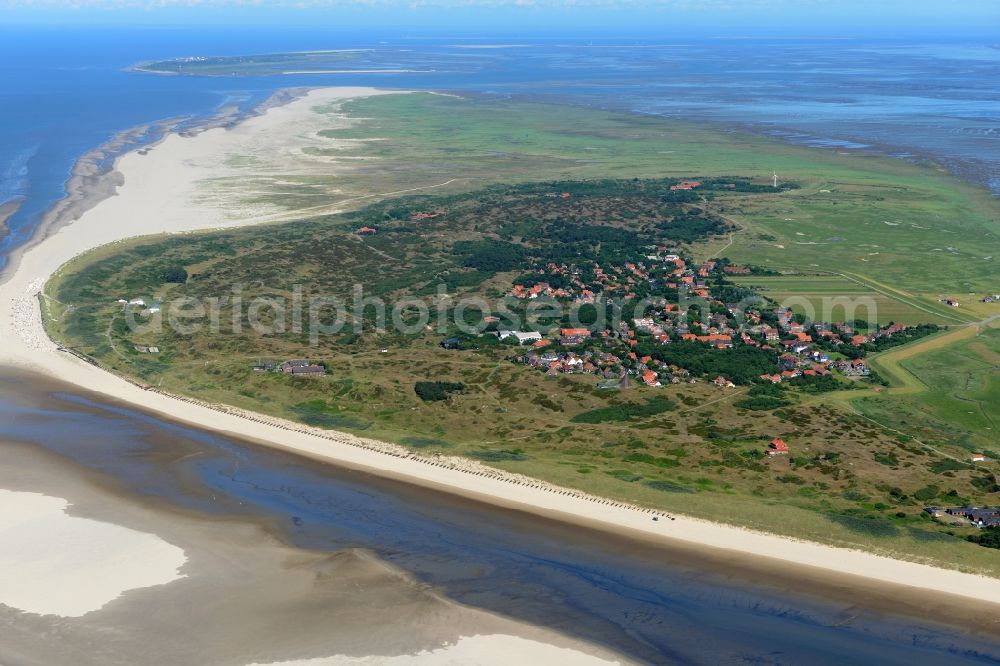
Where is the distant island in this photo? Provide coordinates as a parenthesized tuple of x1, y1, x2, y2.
(133, 50, 434, 77)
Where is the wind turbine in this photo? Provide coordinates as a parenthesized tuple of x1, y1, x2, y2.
(772, 171, 779, 188)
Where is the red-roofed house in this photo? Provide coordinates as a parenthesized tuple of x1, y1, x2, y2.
(560, 328, 591, 338)
(767, 438, 789, 456)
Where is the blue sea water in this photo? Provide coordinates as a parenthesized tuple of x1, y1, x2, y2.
(0, 27, 320, 263)
(2, 28, 999, 270)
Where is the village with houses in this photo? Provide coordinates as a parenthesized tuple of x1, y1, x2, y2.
(488, 242, 932, 392)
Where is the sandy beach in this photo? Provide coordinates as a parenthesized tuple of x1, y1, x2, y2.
(0, 488, 186, 617)
(248, 636, 622, 665)
(2, 85, 1000, 632)
(0, 437, 628, 666)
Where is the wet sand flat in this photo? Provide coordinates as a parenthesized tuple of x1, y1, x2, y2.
(0, 437, 628, 666)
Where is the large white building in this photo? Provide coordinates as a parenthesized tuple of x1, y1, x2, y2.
(497, 330, 543, 345)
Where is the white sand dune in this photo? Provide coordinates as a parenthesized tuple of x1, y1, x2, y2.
(0, 489, 186, 617)
(1, 87, 1000, 620)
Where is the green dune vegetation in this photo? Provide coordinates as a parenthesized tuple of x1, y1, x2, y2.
(43, 92, 1000, 572)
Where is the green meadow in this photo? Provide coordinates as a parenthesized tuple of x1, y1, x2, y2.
(727, 274, 957, 325)
(858, 323, 1000, 454)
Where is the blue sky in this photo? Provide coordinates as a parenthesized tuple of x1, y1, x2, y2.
(3, 0, 999, 35)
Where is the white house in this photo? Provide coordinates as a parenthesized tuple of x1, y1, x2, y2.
(497, 330, 542, 345)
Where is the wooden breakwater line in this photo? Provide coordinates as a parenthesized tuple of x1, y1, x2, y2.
(54, 345, 676, 522)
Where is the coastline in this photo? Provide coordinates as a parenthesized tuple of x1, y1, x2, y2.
(0, 86, 311, 285)
(0, 199, 20, 239)
(3, 86, 1000, 625)
(0, 436, 628, 665)
(176, 87, 312, 136)
(0, 120, 170, 284)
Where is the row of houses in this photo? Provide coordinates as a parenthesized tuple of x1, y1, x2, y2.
(925, 507, 1000, 528)
(515, 349, 626, 378)
(252, 359, 327, 377)
(845, 322, 909, 347)
(832, 358, 869, 376)
(513, 344, 707, 389)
